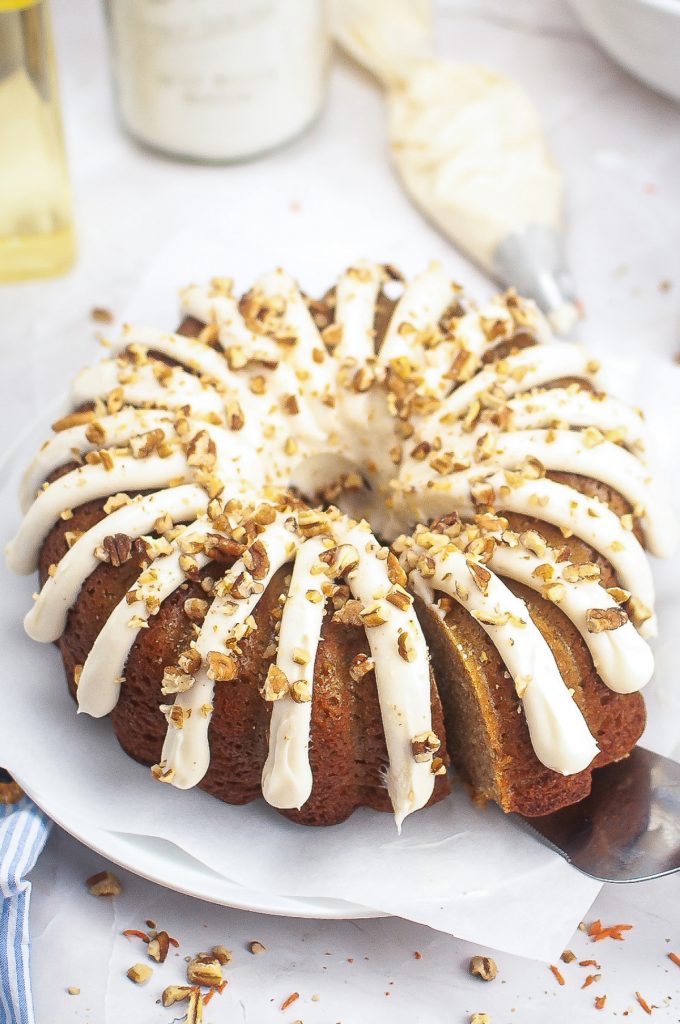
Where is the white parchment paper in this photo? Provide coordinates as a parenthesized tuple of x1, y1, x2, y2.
(1, 237, 678, 962)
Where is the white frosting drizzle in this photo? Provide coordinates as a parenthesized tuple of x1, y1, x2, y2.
(7, 453, 189, 574)
(20, 409, 175, 512)
(432, 343, 602, 423)
(261, 536, 328, 809)
(378, 262, 454, 366)
(507, 388, 648, 456)
(76, 518, 213, 717)
(408, 546, 600, 776)
(162, 516, 297, 789)
(397, 469, 656, 632)
(341, 521, 435, 828)
(71, 361, 225, 419)
(492, 429, 672, 555)
(25, 485, 207, 642)
(179, 284, 282, 366)
(487, 542, 654, 695)
(334, 261, 383, 363)
(8, 261, 676, 822)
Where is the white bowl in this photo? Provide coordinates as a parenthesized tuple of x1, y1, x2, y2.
(570, 0, 680, 104)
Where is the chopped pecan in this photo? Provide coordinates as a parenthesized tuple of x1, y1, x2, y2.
(319, 544, 359, 578)
(411, 731, 440, 762)
(586, 607, 629, 633)
(187, 954, 223, 987)
(126, 963, 152, 984)
(161, 665, 195, 694)
(470, 955, 498, 982)
(96, 533, 133, 567)
(331, 599, 364, 627)
(86, 870, 122, 897)
(162, 985, 194, 1007)
(186, 429, 217, 471)
(261, 664, 289, 701)
(147, 930, 170, 963)
(397, 629, 417, 662)
(386, 551, 407, 587)
(243, 539, 270, 580)
(206, 651, 238, 682)
(349, 654, 375, 682)
(467, 560, 491, 595)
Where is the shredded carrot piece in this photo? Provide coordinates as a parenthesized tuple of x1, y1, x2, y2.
(636, 992, 653, 1015)
(579, 959, 600, 968)
(595, 995, 607, 1010)
(582, 974, 599, 989)
(587, 919, 602, 937)
(281, 992, 300, 1011)
(168, 935, 180, 948)
(591, 923, 633, 942)
(669, 952, 680, 969)
(204, 978, 228, 1003)
(121, 929, 149, 942)
(550, 965, 565, 986)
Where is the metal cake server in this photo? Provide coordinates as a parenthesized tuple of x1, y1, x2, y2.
(514, 747, 680, 882)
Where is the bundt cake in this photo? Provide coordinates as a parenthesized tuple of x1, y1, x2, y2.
(6, 261, 676, 827)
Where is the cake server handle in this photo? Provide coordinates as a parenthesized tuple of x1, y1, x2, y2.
(513, 746, 680, 883)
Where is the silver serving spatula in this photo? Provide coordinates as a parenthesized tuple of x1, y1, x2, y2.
(514, 746, 680, 882)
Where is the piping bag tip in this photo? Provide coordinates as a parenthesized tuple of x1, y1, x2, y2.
(492, 224, 581, 337)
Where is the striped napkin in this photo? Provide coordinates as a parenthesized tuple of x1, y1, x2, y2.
(0, 794, 51, 1024)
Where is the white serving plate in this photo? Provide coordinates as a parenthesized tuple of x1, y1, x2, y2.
(15, 770, 380, 920)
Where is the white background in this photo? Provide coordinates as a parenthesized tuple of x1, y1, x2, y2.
(3, 0, 680, 1020)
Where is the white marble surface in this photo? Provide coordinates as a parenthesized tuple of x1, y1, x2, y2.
(3, 0, 680, 1019)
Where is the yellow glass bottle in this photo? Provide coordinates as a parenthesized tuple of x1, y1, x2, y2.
(0, 0, 75, 281)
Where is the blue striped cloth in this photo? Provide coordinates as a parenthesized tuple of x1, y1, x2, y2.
(0, 797, 51, 1024)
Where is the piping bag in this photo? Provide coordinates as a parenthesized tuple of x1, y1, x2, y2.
(331, 0, 579, 334)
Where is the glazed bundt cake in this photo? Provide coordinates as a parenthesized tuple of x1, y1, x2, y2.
(7, 261, 676, 826)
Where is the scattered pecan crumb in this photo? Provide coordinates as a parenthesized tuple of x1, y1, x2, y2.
(126, 963, 152, 984)
(560, 949, 576, 963)
(91, 306, 114, 323)
(187, 954, 223, 987)
(67, 986, 80, 996)
(414, 950, 422, 960)
(148, 930, 171, 963)
(86, 870, 122, 896)
(469, 955, 497, 981)
(248, 940, 266, 955)
(470, 1014, 491, 1024)
(212, 944, 232, 965)
(0, 781, 23, 805)
(162, 985, 193, 1007)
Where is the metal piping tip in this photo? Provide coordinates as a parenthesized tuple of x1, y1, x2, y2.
(492, 225, 580, 336)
